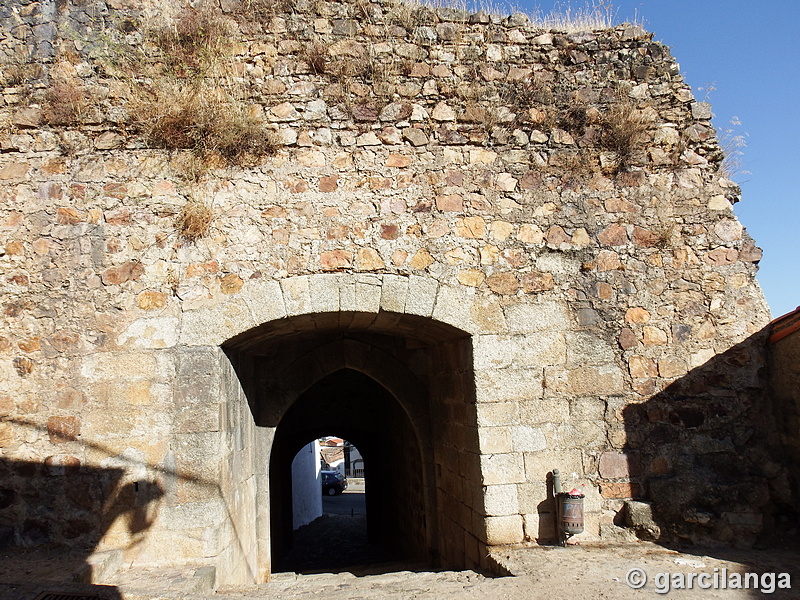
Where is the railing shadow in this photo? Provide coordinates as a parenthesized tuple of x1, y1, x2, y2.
(0, 420, 173, 597)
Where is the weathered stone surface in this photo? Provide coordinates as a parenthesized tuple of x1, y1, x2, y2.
(137, 291, 168, 310)
(546, 225, 570, 246)
(356, 248, 384, 271)
(454, 216, 485, 238)
(320, 250, 352, 271)
(47, 416, 81, 443)
(629, 355, 657, 378)
(457, 269, 484, 287)
(546, 365, 624, 395)
(219, 274, 244, 295)
(642, 326, 668, 346)
(486, 272, 518, 295)
(56, 207, 85, 225)
(469, 149, 497, 164)
(625, 307, 650, 324)
(481, 453, 525, 485)
(319, 176, 338, 192)
(101, 261, 144, 285)
(409, 248, 435, 270)
(598, 224, 628, 246)
(386, 153, 412, 168)
(600, 482, 641, 499)
(0, 3, 776, 580)
(596, 250, 622, 271)
(436, 194, 463, 212)
(657, 356, 686, 378)
(43, 454, 81, 474)
(691, 102, 712, 119)
(624, 500, 661, 539)
(13, 357, 34, 376)
(403, 128, 429, 146)
(705, 247, 738, 265)
(0, 163, 29, 179)
(0, 423, 14, 447)
(599, 451, 641, 478)
(432, 102, 456, 121)
(14, 107, 41, 128)
(632, 226, 660, 247)
(483, 515, 523, 544)
(0, 395, 14, 416)
(520, 272, 555, 294)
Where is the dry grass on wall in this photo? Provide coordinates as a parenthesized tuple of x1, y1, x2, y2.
(60, 3, 280, 178)
(42, 77, 89, 126)
(599, 101, 650, 171)
(133, 6, 279, 173)
(175, 200, 214, 242)
(134, 83, 279, 169)
(23, 0, 662, 181)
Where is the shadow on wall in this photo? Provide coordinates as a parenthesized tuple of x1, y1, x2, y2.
(614, 326, 796, 548)
(0, 420, 167, 596)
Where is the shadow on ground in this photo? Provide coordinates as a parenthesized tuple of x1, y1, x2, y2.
(274, 513, 400, 574)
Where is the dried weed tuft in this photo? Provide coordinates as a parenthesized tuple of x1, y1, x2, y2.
(599, 101, 649, 171)
(42, 79, 90, 126)
(719, 116, 749, 181)
(176, 200, 214, 242)
(151, 6, 235, 72)
(301, 41, 329, 75)
(135, 84, 279, 170)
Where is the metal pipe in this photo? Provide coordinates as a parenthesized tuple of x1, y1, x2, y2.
(553, 468, 562, 545)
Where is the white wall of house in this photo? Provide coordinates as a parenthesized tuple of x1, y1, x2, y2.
(327, 457, 345, 476)
(349, 445, 363, 476)
(291, 440, 322, 530)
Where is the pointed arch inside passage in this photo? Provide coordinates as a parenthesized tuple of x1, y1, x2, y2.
(270, 369, 428, 571)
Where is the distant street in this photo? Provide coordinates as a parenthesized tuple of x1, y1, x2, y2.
(322, 488, 365, 516)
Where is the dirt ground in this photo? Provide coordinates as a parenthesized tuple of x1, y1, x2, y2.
(237, 517, 800, 600)
(2, 515, 799, 599)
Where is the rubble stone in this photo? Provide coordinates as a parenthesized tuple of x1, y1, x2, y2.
(0, 0, 778, 585)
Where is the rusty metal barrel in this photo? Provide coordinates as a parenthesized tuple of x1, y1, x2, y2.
(559, 493, 585, 536)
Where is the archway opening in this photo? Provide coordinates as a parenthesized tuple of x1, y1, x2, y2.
(280, 435, 377, 573)
(270, 369, 426, 573)
(221, 309, 484, 581)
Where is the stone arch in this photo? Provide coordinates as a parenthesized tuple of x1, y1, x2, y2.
(178, 273, 490, 349)
(181, 273, 492, 582)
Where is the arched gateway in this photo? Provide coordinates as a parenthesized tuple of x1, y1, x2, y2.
(209, 275, 487, 570)
(174, 273, 510, 583)
(0, 0, 781, 590)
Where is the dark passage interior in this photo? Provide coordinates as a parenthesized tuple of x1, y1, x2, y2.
(271, 369, 426, 573)
(222, 310, 484, 577)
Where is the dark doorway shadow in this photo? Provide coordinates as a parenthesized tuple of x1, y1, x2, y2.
(270, 369, 426, 575)
(278, 512, 398, 575)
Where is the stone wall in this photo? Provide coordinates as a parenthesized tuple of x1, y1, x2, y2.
(0, 0, 782, 586)
(768, 309, 800, 525)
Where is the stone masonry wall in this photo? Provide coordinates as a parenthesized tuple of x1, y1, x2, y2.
(0, 0, 781, 584)
(768, 311, 800, 526)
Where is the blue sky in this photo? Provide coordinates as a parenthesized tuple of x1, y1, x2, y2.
(517, 1, 800, 318)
